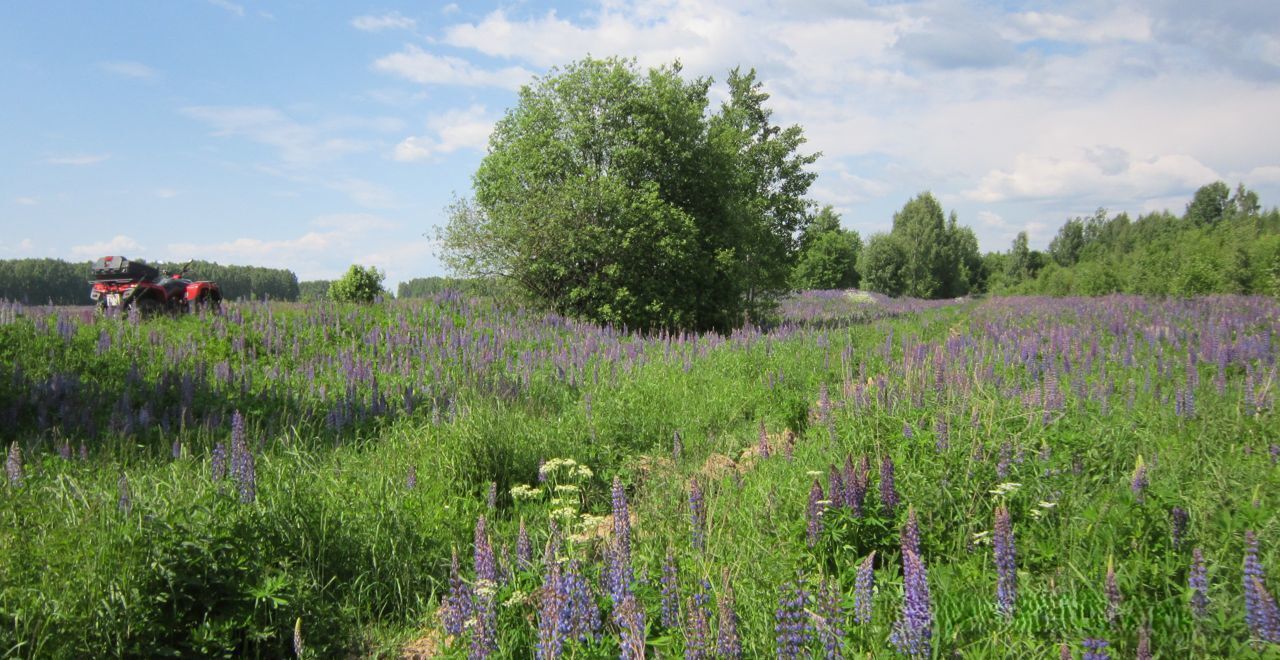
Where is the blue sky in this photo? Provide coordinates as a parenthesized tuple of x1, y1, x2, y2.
(3, 0, 1279, 286)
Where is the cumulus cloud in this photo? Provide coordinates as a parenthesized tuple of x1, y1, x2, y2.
(14, 197, 38, 206)
(373, 46, 534, 89)
(71, 235, 145, 258)
(164, 214, 418, 281)
(964, 150, 1220, 204)
(352, 12, 416, 32)
(392, 105, 495, 162)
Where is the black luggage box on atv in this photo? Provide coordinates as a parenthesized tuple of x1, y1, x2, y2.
(92, 256, 159, 282)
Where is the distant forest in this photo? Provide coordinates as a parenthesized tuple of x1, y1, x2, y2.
(3, 182, 1276, 306)
(0, 259, 300, 304)
(985, 182, 1280, 297)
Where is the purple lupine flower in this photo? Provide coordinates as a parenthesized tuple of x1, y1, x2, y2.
(516, 519, 533, 571)
(854, 552, 876, 624)
(1170, 507, 1189, 549)
(845, 455, 868, 516)
(890, 550, 932, 657)
(901, 507, 920, 558)
(1136, 626, 1151, 660)
(535, 559, 565, 659)
(685, 580, 712, 659)
(537, 458, 548, 483)
(661, 547, 681, 629)
(562, 559, 601, 643)
(1189, 547, 1209, 618)
(690, 478, 707, 551)
(58, 439, 72, 461)
(775, 576, 812, 659)
(293, 617, 304, 658)
(879, 456, 898, 518)
(609, 476, 633, 606)
(474, 515, 496, 583)
(211, 442, 228, 482)
(406, 465, 417, 490)
(828, 464, 844, 511)
(78, 441, 88, 461)
(1244, 530, 1280, 643)
(617, 593, 646, 660)
(673, 430, 683, 461)
(816, 576, 845, 659)
(1059, 642, 1071, 660)
(171, 438, 182, 460)
(717, 570, 741, 659)
(442, 547, 473, 636)
(994, 504, 1016, 617)
(1130, 456, 1148, 504)
(934, 417, 948, 452)
(758, 420, 770, 459)
(5, 441, 22, 487)
(996, 442, 1012, 479)
(903, 423, 914, 439)
(1270, 444, 1279, 466)
(470, 588, 497, 659)
(807, 479, 826, 548)
(117, 472, 132, 514)
(486, 481, 497, 509)
(1105, 556, 1121, 624)
(1081, 638, 1110, 660)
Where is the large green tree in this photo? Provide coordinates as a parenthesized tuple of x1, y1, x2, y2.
(792, 205, 861, 290)
(440, 57, 818, 332)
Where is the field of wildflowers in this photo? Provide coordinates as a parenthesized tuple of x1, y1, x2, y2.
(1, 291, 1277, 657)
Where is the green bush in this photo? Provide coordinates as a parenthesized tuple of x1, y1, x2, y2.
(329, 265, 385, 304)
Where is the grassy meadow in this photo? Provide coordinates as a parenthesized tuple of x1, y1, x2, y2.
(0, 292, 1277, 658)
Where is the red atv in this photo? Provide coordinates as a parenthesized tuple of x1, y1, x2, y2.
(89, 256, 222, 314)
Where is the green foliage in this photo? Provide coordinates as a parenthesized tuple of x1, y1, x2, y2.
(397, 276, 511, 300)
(999, 181, 1280, 297)
(792, 206, 860, 290)
(0, 258, 301, 304)
(328, 265, 385, 304)
(857, 193, 985, 298)
(441, 57, 819, 332)
(297, 280, 331, 302)
(859, 233, 907, 297)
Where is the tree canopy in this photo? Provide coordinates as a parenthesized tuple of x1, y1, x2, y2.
(856, 193, 985, 299)
(329, 265, 385, 304)
(440, 57, 818, 332)
(792, 205, 861, 290)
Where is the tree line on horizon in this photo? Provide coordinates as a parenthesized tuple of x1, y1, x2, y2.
(794, 181, 1280, 301)
(0, 258, 300, 305)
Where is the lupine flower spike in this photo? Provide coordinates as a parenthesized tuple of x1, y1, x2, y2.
(1130, 455, 1148, 503)
(1105, 555, 1121, 624)
(853, 552, 876, 625)
(717, 569, 741, 658)
(994, 504, 1016, 616)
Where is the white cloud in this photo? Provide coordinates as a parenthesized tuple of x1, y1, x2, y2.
(329, 178, 396, 208)
(46, 154, 110, 166)
(352, 12, 416, 32)
(373, 45, 534, 89)
(1241, 165, 1280, 185)
(964, 150, 1219, 203)
(154, 188, 181, 199)
(97, 60, 157, 79)
(207, 0, 244, 17)
(393, 105, 495, 162)
(71, 235, 144, 258)
(164, 214, 406, 280)
(182, 106, 378, 167)
(14, 197, 38, 206)
(1004, 9, 1152, 44)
